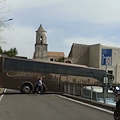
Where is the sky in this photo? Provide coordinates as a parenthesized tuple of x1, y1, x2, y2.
(1, 0, 120, 58)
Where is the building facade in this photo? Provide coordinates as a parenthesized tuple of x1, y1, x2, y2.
(67, 43, 120, 84)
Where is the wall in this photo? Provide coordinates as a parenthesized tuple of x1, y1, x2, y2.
(68, 43, 120, 84)
(68, 43, 89, 65)
(89, 44, 100, 68)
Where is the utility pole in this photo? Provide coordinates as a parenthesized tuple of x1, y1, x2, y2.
(103, 77, 108, 103)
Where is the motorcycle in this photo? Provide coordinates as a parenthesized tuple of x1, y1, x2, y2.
(114, 108, 120, 120)
(113, 87, 120, 120)
(34, 84, 44, 94)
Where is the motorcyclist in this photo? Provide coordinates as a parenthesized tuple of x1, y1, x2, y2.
(114, 86, 120, 120)
(116, 99, 120, 111)
(114, 99, 120, 120)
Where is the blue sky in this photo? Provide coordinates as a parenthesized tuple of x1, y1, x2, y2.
(1, 0, 120, 58)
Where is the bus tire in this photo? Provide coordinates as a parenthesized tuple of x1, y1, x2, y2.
(21, 84, 32, 94)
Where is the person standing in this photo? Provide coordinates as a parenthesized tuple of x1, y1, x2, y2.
(37, 77, 43, 94)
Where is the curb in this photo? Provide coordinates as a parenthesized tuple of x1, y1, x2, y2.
(62, 93, 115, 112)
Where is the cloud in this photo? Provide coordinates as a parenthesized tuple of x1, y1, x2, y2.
(7, 0, 120, 25)
(2, 0, 120, 58)
(7, 0, 69, 10)
(1, 25, 68, 58)
(2, 24, 35, 58)
(1, 24, 120, 58)
(63, 36, 120, 48)
(59, 0, 120, 24)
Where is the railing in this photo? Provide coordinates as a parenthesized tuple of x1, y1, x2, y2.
(63, 82, 115, 103)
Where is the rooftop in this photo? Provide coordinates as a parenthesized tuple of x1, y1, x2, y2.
(47, 52, 65, 57)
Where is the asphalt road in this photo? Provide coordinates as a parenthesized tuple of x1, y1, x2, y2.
(0, 89, 114, 120)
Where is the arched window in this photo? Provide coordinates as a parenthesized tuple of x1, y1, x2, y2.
(40, 36, 43, 44)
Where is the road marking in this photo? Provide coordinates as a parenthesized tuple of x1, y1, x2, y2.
(0, 89, 6, 102)
(58, 95, 114, 114)
(0, 94, 4, 102)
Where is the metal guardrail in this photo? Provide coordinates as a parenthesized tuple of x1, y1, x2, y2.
(62, 82, 115, 111)
(63, 83, 114, 99)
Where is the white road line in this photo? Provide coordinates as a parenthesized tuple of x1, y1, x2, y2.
(4, 89, 7, 93)
(0, 94, 4, 102)
(0, 89, 6, 102)
(58, 95, 114, 114)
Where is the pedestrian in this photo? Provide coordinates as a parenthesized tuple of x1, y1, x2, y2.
(37, 77, 43, 94)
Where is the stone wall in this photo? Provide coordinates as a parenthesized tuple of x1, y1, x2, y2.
(89, 44, 100, 68)
(68, 43, 90, 65)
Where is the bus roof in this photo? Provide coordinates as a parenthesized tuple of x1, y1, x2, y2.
(31, 59, 104, 71)
(2, 56, 104, 71)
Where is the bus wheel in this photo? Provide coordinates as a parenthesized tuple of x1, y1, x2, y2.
(21, 84, 32, 94)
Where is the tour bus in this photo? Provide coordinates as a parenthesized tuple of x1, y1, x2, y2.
(0, 56, 114, 94)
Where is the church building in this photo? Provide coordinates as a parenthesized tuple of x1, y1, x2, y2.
(33, 24, 64, 61)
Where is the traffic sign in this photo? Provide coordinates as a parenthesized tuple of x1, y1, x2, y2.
(101, 49, 112, 65)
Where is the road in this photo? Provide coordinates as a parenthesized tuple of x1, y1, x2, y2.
(0, 89, 114, 120)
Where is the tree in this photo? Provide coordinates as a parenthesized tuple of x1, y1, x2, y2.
(3, 47, 18, 57)
(55, 57, 64, 62)
(0, 1, 16, 57)
(0, 0, 11, 42)
(0, 46, 18, 57)
(0, 46, 3, 54)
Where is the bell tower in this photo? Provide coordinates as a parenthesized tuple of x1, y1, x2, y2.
(33, 24, 48, 60)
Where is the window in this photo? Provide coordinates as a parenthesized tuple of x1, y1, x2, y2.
(52, 64, 67, 74)
(50, 58, 54, 61)
(40, 36, 43, 44)
(108, 70, 113, 75)
(4, 58, 23, 70)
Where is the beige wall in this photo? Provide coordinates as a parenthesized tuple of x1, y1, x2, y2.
(112, 48, 120, 65)
(72, 44, 89, 65)
(89, 44, 100, 68)
(116, 65, 120, 84)
(86, 44, 120, 84)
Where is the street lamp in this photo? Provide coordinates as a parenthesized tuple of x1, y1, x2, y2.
(0, 18, 13, 23)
